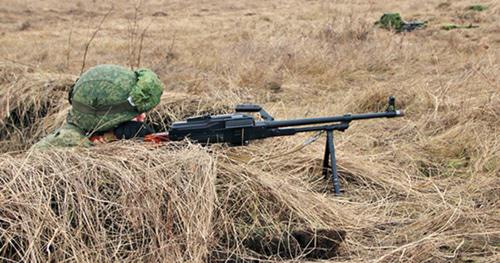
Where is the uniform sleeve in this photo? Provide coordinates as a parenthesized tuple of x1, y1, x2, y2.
(31, 123, 93, 150)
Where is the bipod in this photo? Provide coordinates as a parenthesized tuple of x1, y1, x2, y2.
(322, 122, 350, 195)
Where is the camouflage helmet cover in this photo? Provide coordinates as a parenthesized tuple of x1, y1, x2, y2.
(68, 64, 164, 132)
(375, 13, 404, 31)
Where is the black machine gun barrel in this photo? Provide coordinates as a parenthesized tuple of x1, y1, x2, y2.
(168, 96, 404, 195)
(262, 110, 403, 128)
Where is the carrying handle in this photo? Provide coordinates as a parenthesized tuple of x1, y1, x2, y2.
(235, 104, 274, 121)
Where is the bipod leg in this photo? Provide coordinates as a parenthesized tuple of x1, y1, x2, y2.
(327, 130, 341, 195)
(322, 134, 331, 179)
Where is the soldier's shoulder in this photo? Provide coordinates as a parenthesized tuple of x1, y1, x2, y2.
(30, 123, 93, 150)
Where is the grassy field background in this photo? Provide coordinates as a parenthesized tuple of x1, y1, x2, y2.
(0, 0, 498, 262)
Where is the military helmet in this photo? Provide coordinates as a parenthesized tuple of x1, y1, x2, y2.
(68, 64, 164, 133)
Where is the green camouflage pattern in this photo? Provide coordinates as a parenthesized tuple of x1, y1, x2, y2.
(30, 123, 93, 150)
(469, 5, 487, 11)
(130, 68, 164, 112)
(32, 64, 163, 149)
(68, 64, 164, 132)
(441, 23, 478, 30)
(375, 13, 425, 32)
(376, 13, 404, 31)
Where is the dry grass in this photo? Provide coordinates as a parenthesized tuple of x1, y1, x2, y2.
(0, 0, 499, 262)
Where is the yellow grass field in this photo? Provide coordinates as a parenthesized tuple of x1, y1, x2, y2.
(0, 0, 498, 262)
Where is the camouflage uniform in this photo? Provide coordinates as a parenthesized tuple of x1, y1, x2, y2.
(31, 64, 164, 149)
(32, 123, 93, 148)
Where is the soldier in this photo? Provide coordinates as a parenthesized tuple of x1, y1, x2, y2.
(31, 64, 164, 149)
(375, 13, 425, 32)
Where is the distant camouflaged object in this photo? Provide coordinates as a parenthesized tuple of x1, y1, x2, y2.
(468, 5, 487, 11)
(375, 13, 425, 32)
(441, 23, 479, 30)
(31, 65, 164, 149)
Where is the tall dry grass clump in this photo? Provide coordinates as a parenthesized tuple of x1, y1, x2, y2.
(0, 61, 75, 151)
(0, 143, 216, 262)
(1, 142, 351, 262)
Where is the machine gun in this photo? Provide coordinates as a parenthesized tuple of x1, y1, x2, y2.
(164, 96, 404, 195)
